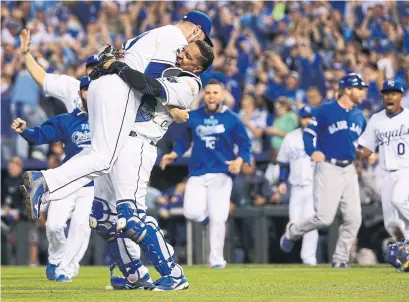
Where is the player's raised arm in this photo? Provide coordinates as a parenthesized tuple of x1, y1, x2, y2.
(11, 116, 64, 145)
(19, 29, 46, 87)
(19, 28, 87, 113)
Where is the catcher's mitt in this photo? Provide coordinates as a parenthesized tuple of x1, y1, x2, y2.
(89, 45, 121, 80)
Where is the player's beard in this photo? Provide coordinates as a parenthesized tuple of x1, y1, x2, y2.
(206, 102, 221, 114)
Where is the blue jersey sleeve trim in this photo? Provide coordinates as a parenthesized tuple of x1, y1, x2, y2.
(304, 128, 317, 137)
(156, 79, 170, 104)
(278, 162, 290, 183)
(145, 62, 173, 79)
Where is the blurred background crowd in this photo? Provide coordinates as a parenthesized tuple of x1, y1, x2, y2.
(2, 0, 409, 266)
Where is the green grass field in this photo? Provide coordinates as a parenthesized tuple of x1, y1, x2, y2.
(1, 265, 407, 301)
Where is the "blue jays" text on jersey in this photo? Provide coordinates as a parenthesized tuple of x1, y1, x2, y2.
(303, 101, 366, 161)
(21, 108, 92, 186)
(173, 106, 251, 177)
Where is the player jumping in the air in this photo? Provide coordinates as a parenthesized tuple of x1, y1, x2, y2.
(17, 28, 154, 285)
(280, 73, 368, 268)
(21, 11, 213, 218)
(160, 79, 251, 268)
(277, 105, 318, 266)
(357, 80, 409, 242)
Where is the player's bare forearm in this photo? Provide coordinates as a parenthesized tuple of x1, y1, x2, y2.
(167, 105, 190, 124)
(20, 29, 46, 87)
(159, 151, 179, 170)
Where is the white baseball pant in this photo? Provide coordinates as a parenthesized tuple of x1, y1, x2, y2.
(289, 162, 362, 264)
(183, 173, 233, 267)
(46, 186, 93, 278)
(381, 169, 409, 241)
(289, 185, 318, 265)
(43, 75, 140, 201)
(110, 134, 158, 210)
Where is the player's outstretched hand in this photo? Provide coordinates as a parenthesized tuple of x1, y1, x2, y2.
(20, 29, 31, 55)
(225, 157, 244, 174)
(11, 118, 27, 133)
(311, 151, 325, 163)
(168, 106, 190, 123)
(278, 183, 287, 195)
(160, 152, 178, 170)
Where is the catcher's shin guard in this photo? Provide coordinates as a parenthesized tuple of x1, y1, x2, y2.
(89, 197, 117, 241)
(107, 233, 144, 282)
(116, 200, 147, 243)
(139, 219, 176, 277)
(385, 241, 406, 270)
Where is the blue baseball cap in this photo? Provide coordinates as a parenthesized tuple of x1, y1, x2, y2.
(183, 11, 213, 47)
(298, 105, 315, 118)
(86, 54, 99, 67)
(381, 80, 404, 94)
(339, 73, 368, 89)
(80, 76, 91, 90)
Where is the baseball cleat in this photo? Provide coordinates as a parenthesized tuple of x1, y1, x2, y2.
(152, 275, 189, 291)
(280, 222, 295, 253)
(110, 273, 155, 290)
(46, 263, 57, 280)
(211, 263, 226, 269)
(56, 275, 72, 282)
(19, 171, 47, 220)
(332, 262, 349, 268)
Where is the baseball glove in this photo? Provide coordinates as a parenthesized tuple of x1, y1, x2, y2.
(89, 45, 121, 80)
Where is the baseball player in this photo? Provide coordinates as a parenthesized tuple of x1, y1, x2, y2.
(21, 11, 213, 219)
(357, 80, 409, 242)
(90, 41, 214, 291)
(277, 105, 318, 266)
(11, 77, 93, 282)
(160, 79, 252, 269)
(280, 73, 368, 267)
(18, 30, 152, 286)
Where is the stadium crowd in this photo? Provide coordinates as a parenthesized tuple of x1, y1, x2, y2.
(2, 1, 409, 266)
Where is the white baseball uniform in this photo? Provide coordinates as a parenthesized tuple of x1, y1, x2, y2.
(42, 25, 188, 201)
(40, 74, 94, 278)
(43, 73, 80, 113)
(277, 128, 318, 265)
(111, 73, 202, 210)
(358, 109, 409, 240)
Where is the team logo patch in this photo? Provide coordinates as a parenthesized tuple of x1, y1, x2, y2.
(72, 131, 91, 145)
(166, 77, 179, 83)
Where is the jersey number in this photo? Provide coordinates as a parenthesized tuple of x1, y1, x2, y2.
(397, 143, 405, 155)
